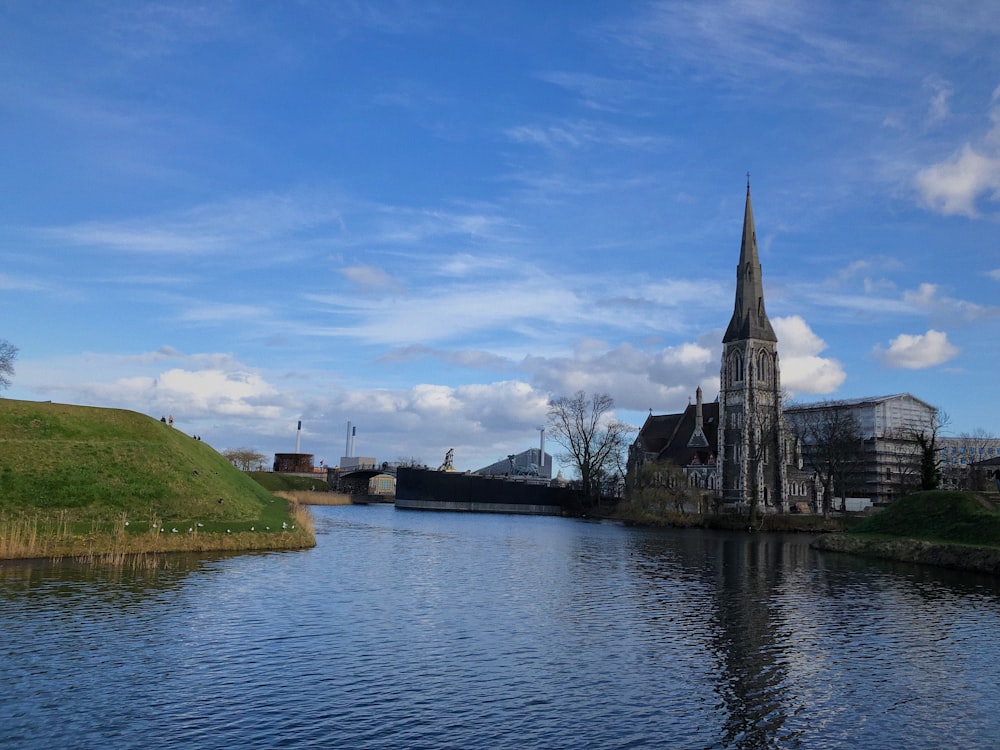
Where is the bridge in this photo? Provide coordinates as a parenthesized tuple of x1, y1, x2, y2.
(326, 465, 396, 497)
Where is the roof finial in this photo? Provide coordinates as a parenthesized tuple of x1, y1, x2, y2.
(746, 171, 751, 193)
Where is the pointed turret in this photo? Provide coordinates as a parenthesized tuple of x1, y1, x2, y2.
(723, 182, 776, 343)
(687, 386, 709, 448)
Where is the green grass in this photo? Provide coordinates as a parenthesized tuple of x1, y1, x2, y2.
(249, 471, 329, 492)
(850, 490, 1000, 547)
(0, 398, 315, 558)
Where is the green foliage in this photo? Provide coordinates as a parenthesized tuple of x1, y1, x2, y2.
(0, 399, 305, 539)
(851, 490, 1000, 547)
(249, 471, 329, 492)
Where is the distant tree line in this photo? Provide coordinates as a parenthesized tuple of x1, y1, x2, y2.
(223, 448, 268, 472)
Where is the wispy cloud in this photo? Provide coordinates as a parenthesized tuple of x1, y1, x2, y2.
(0, 272, 51, 292)
(41, 191, 347, 257)
(612, 0, 891, 81)
(505, 119, 664, 151)
(923, 75, 954, 123)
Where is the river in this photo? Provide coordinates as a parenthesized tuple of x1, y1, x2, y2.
(2, 504, 999, 749)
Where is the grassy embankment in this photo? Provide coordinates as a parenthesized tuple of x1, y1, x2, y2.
(249, 471, 353, 506)
(0, 399, 315, 561)
(812, 490, 1000, 574)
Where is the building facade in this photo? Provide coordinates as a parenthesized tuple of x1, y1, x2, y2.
(784, 393, 938, 505)
(475, 447, 553, 479)
(938, 435, 1000, 490)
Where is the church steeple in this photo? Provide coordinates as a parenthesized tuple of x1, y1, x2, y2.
(723, 180, 776, 344)
(719, 179, 788, 512)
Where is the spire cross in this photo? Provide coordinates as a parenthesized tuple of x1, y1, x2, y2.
(746, 171, 751, 190)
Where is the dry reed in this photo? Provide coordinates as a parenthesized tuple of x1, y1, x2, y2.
(274, 490, 353, 506)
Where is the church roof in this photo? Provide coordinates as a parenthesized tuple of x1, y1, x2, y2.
(723, 183, 777, 344)
(635, 401, 720, 468)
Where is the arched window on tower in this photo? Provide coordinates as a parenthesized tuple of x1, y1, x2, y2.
(732, 351, 744, 382)
(758, 351, 769, 385)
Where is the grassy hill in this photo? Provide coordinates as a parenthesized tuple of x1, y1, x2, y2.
(0, 398, 314, 560)
(850, 490, 1000, 547)
(249, 471, 329, 492)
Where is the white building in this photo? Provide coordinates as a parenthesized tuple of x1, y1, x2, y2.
(785, 393, 938, 505)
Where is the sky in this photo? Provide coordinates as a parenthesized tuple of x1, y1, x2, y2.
(2, 1, 999, 474)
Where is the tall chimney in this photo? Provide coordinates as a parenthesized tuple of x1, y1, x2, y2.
(296, 420, 302, 453)
(345, 420, 352, 457)
(695, 387, 704, 432)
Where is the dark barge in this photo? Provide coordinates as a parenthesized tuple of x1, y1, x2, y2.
(394, 466, 573, 516)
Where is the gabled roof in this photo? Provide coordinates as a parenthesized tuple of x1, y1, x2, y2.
(634, 412, 686, 456)
(723, 184, 777, 344)
(635, 401, 720, 468)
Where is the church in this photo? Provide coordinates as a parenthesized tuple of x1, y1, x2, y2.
(628, 182, 813, 513)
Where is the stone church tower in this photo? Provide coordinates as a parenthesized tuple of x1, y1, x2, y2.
(719, 182, 789, 512)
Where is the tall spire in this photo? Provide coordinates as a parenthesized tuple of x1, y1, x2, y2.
(723, 180, 776, 343)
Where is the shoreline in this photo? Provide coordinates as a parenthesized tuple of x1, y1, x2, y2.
(811, 533, 1000, 575)
(0, 527, 316, 563)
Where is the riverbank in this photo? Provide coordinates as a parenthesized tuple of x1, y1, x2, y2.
(609, 503, 858, 533)
(0, 399, 316, 561)
(811, 533, 1000, 574)
(811, 490, 1000, 574)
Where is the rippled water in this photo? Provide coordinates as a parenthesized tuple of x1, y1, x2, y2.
(3, 505, 1000, 749)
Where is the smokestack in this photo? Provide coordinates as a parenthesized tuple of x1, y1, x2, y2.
(296, 420, 302, 453)
(345, 420, 352, 457)
(351, 424, 356, 458)
(539, 427, 545, 467)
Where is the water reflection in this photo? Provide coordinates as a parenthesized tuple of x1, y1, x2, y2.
(1, 509, 998, 750)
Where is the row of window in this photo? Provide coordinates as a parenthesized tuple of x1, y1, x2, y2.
(941, 445, 999, 455)
(724, 348, 777, 387)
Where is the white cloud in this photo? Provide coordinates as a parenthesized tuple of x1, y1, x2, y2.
(902, 282, 939, 308)
(341, 264, 393, 290)
(772, 315, 846, 395)
(916, 89, 1000, 217)
(520, 339, 717, 414)
(915, 143, 1000, 217)
(873, 329, 960, 369)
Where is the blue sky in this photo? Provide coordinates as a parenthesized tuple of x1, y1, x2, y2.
(2, 1, 999, 473)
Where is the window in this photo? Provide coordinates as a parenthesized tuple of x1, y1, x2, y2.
(758, 351, 770, 385)
(732, 351, 744, 382)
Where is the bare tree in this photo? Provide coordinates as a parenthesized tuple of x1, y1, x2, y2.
(223, 448, 268, 471)
(944, 428, 997, 490)
(547, 391, 633, 506)
(0, 339, 18, 393)
(629, 460, 699, 515)
(787, 404, 865, 517)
